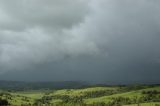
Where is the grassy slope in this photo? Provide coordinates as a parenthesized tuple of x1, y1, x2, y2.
(0, 86, 160, 106)
(84, 90, 141, 104)
(50, 86, 119, 97)
(12, 90, 45, 99)
(84, 86, 160, 104)
(124, 102, 160, 106)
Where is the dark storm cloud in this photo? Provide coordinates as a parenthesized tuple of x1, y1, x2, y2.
(0, 0, 160, 83)
(0, 0, 99, 72)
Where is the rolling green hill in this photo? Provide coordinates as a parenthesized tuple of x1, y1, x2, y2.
(0, 85, 160, 106)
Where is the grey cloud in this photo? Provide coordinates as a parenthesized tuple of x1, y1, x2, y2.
(0, 0, 90, 30)
(0, 0, 99, 72)
(0, 0, 160, 83)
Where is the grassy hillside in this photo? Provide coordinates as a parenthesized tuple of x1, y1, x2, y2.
(85, 86, 160, 104)
(0, 85, 160, 106)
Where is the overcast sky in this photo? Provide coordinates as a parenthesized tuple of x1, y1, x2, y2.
(0, 0, 160, 83)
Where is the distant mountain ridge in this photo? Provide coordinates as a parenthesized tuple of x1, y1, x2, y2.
(0, 80, 89, 90)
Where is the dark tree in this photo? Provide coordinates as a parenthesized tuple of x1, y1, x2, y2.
(0, 98, 9, 106)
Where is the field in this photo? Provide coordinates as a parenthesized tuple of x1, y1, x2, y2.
(0, 85, 160, 106)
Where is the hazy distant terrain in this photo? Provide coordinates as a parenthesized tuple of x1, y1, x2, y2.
(0, 82, 160, 106)
(0, 81, 88, 90)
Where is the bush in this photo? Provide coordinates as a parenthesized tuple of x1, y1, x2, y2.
(0, 98, 9, 106)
